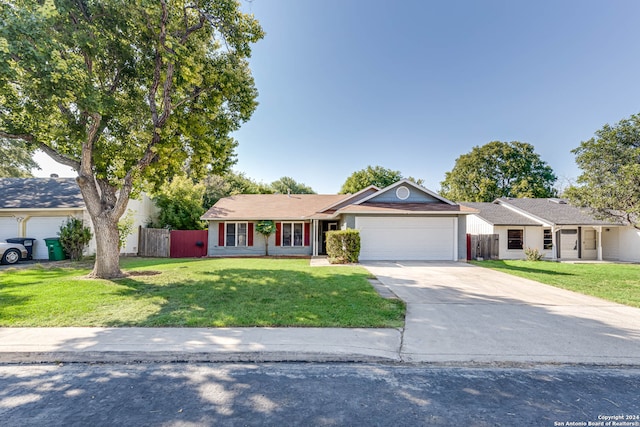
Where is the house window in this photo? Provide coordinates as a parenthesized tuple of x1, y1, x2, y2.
(543, 229, 553, 250)
(225, 222, 248, 247)
(282, 222, 304, 247)
(507, 229, 523, 250)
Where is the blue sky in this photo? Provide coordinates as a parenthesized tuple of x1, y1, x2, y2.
(35, 0, 640, 194)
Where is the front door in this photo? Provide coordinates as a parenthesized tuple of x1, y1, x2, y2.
(581, 229, 597, 260)
(320, 222, 338, 255)
(560, 229, 579, 259)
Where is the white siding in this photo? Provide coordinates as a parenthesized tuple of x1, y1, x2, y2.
(601, 227, 620, 260)
(496, 225, 545, 260)
(618, 226, 640, 262)
(466, 215, 495, 235)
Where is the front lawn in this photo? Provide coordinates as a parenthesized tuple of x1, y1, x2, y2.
(0, 258, 405, 328)
(471, 260, 640, 308)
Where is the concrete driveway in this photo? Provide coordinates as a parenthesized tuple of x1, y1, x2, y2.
(362, 261, 640, 365)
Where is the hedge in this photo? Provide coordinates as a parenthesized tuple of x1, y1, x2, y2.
(326, 229, 360, 264)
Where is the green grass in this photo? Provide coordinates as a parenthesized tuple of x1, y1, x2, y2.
(471, 260, 640, 308)
(0, 258, 405, 328)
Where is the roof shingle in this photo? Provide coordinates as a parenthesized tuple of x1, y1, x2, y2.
(0, 178, 84, 209)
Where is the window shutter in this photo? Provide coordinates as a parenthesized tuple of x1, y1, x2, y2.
(275, 222, 281, 246)
(304, 222, 310, 246)
(218, 223, 225, 246)
(248, 222, 254, 246)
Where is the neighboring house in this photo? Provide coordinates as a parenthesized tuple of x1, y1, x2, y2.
(462, 198, 640, 262)
(0, 177, 157, 259)
(201, 180, 476, 261)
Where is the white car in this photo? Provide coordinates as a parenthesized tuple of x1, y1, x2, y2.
(0, 242, 28, 265)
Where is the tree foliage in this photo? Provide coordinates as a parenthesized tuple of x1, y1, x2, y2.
(339, 166, 424, 194)
(566, 114, 640, 229)
(152, 176, 206, 230)
(202, 171, 272, 208)
(271, 176, 315, 194)
(0, 0, 263, 278)
(0, 139, 38, 177)
(439, 141, 557, 202)
(58, 217, 92, 261)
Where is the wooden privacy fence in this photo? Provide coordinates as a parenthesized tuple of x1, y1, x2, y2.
(467, 234, 499, 260)
(138, 227, 208, 258)
(138, 227, 170, 257)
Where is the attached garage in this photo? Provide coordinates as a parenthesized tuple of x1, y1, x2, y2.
(356, 216, 457, 261)
(25, 216, 76, 259)
(0, 217, 18, 241)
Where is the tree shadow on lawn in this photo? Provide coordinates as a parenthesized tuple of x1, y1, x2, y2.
(474, 260, 574, 277)
(104, 267, 404, 328)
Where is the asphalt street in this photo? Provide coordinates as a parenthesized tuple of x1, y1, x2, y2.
(1, 363, 639, 427)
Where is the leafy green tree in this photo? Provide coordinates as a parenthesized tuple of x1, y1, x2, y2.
(202, 171, 272, 208)
(339, 166, 424, 194)
(566, 114, 640, 229)
(153, 176, 206, 230)
(58, 217, 92, 261)
(255, 220, 276, 256)
(440, 141, 557, 202)
(0, 139, 39, 177)
(0, 0, 263, 278)
(271, 176, 315, 194)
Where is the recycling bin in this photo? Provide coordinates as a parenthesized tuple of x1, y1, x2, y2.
(5, 237, 36, 260)
(44, 238, 67, 261)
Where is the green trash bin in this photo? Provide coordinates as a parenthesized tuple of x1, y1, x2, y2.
(44, 238, 67, 261)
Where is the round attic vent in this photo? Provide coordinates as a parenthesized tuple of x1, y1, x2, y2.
(396, 186, 410, 200)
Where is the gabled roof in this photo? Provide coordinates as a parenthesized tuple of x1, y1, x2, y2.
(201, 180, 472, 221)
(496, 198, 617, 226)
(355, 179, 456, 206)
(200, 194, 348, 221)
(0, 178, 85, 209)
(339, 203, 476, 215)
(460, 202, 541, 226)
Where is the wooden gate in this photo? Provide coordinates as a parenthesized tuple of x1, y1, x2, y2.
(467, 234, 499, 260)
(170, 230, 208, 258)
(138, 227, 170, 257)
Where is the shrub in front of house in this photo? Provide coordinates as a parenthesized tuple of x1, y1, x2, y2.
(524, 247, 544, 261)
(326, 229, 360, 264)
(58, 217, 93, 261)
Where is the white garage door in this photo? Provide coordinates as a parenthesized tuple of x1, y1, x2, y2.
(25, 217, 70, 259)
(356, 216, 455, 261)
(0, 217, 19, 241)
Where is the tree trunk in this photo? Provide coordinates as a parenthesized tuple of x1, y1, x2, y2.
(88, 214, 124, 279)
(264, 236, 269, 256)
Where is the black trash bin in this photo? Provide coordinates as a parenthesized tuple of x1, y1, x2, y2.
(5, 238, 36, 260)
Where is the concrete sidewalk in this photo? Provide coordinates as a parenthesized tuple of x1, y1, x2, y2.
(0, 327, 402, 363)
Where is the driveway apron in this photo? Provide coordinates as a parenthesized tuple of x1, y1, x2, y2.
(362, 261, 640, 364)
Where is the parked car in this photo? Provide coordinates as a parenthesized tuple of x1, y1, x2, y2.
(0, 242, 28, 265)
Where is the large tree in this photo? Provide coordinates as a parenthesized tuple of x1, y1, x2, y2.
(339, 165, 423, 194)
(565, 114, 640, 229)
(0, 138, 39, 177)
(202, 171, 272, 208)
(440, 141, 557, 202)
(0, 0, 263, 278)
(271, 176, 315, 194)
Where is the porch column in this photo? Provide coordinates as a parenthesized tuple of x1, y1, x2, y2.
(551, 225, 557, 260)
(596, 226, 603, 261)
(313, 220, 319, 256)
